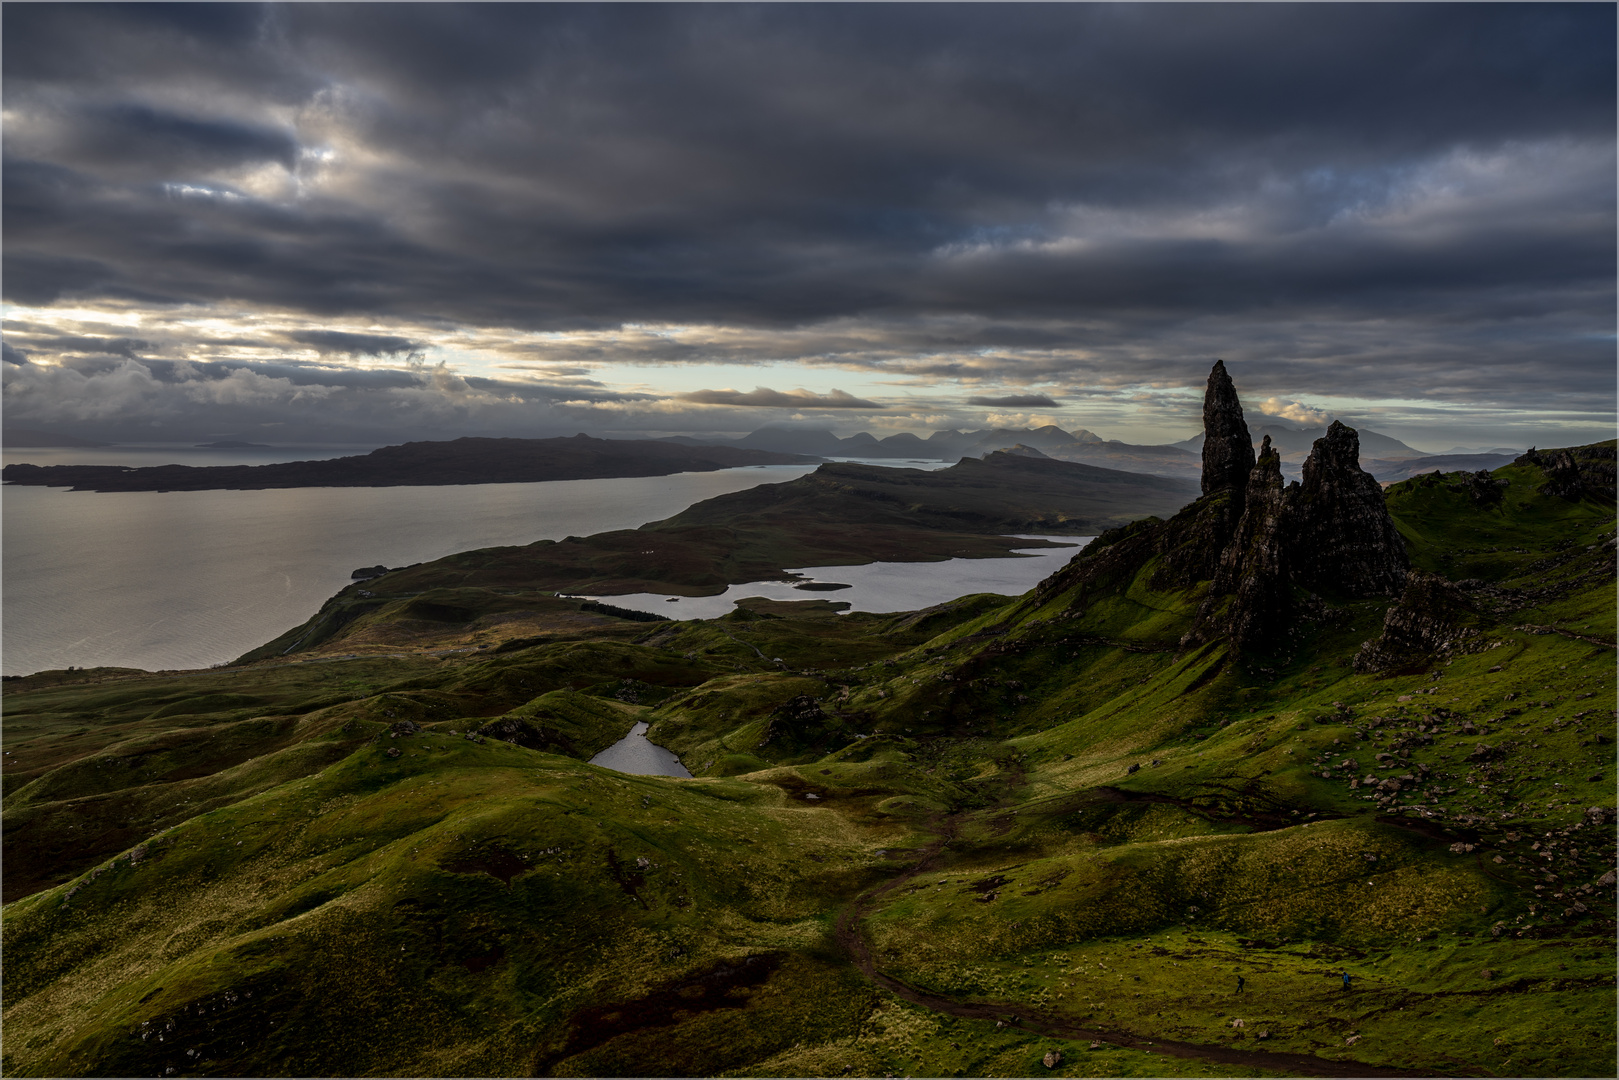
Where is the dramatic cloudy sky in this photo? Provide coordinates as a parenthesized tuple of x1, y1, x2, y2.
(4, 3, 1614, 448)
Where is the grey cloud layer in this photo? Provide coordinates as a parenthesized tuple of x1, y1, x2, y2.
(969, 394, 1058, 408)
(0, 355, 651, 443)
(3, 3, 1613, 436)
(680, 388, 882, 410)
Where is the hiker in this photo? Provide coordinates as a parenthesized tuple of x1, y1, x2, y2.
(1341, 971, 1353, 992)
(1236, 974, 1245, 995)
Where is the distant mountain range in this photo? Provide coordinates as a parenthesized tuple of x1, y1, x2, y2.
(1366, 453, 1520, 484)
(1172, 418, 1426, 463)
(5, 420, 1523, 487)
(663, 424, 1105, 460)
(664, 424, 1207, 479)
(667, 419, 1443, 481)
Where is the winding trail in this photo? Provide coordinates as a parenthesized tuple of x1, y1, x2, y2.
(833, 814, 1465, 1079)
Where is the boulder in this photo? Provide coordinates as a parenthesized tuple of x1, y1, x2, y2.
(1042, 1050, 1063, 1069)
(1354, 571, 1480, 674)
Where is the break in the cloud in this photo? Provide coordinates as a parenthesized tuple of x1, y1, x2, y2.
(2, 4, 1613, 448)
(679, 387, 882, 410)
(1258, 398, 1334, 427)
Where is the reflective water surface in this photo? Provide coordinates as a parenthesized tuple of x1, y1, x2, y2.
(588, 722, 692, 777)
(583, 536, 1089, 620)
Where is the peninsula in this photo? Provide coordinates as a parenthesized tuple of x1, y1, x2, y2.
(0, 435, 815, 492)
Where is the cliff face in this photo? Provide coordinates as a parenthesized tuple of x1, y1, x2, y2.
(1212, 436, 1293, 650)
(1188, 412, 1408, 649)
(1288, 421, 1410, 598)
(1052, 360, 1411, 654)
(1353, 571, 1481, 673)
(1517, 444, 1618, 502)
(1200, 359, 1256, 498)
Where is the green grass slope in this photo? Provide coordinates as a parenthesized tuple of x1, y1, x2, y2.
(2, 445, 1613, 1078)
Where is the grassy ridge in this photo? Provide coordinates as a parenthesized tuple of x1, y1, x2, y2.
(1, 446, 1613, 1077)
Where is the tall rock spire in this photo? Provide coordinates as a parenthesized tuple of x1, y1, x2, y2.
(1289, 421, 1410, 597)
(1200, 359, 1256, 497)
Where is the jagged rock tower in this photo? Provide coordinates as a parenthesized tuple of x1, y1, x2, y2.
(1289, 420, 1410, 597)
(1201, 359, 1256, 498)
(1149, 361, 1256, 589)
(1036, 360, 1411, 656)
(1185, 362, 1409, 651)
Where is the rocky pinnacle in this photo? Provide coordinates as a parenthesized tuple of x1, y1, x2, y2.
(1289, 420, 1410, 597)
(1200, 360, 1256, 497)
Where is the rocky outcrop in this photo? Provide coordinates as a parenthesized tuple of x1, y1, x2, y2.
(1148, 362, 1255, 588)
(1209, 436, 1292, 649)
(1050, 361, 1411, 655)
(756, 694, 829, 749)
(1353, 570, 1481, 673)
(1456, 469, 1507, 506)
(1200, 360, 1256, 497)
(1518, 443, 1618, 501)
(1288, 421, 1410, 598)
(474, 716, 578, 755)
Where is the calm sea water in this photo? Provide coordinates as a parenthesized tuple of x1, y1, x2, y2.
(2, 447, 961, 676)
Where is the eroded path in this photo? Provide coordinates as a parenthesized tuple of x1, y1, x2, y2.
(833, 813, 1459, 1079)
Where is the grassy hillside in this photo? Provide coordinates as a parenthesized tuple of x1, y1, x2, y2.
(2, 445, 1613, 1078)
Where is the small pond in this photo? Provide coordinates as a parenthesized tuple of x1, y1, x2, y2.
(588, 722, 693, 778)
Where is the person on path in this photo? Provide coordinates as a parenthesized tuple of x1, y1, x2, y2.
(1236, 974, 1246, 995)
(1341, 971, 1353, 992)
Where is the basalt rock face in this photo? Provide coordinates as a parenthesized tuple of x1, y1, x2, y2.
(1200, 360, 1256, 498)
(1147, 491, 1243, 590)
(1209, 436, 1293, 649)
(1353, 570, 1482, 673)
(1518, 443, 1618, 502)
(1046, 363, 1410, 655)
(1148, 362, 1254, 588)
(1288, 421, 1410, 598)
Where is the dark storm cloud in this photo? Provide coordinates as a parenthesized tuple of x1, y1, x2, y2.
(0, 352, 657, 444)
(680, 387, 883, 409)
(2, 3, 1613, 433)
(968, 394, 1058, 408)
(3, 342, 30, 365)
(286, 330, 423, 356)
(37, 104, 300, 179)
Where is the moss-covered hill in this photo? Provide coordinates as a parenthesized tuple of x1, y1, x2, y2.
(2, 441, 1614, 1078)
